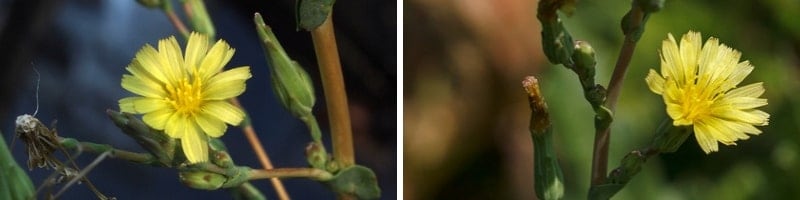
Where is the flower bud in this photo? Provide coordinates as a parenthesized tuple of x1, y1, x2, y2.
(255, 13, 317, 119)
(572, 41, 597, 80)
(179, 170, 226, 190)
(107, 110, 177, 167)
(305, 142, 328, 170)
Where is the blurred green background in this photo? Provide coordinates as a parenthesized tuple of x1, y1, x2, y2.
(404, 0, 800, 199)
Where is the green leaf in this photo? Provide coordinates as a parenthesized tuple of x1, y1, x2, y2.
(0, 132, 35, 200)
(323, 165, 381, 200)
(296, 0, 335, 31)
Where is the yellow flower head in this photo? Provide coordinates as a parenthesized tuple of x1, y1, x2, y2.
(645, 31, 769, 154)
(119, 32, 251, 163)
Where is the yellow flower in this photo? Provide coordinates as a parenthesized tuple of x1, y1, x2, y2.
(119, 32, 251, 163)
(645, 31, 769, 154)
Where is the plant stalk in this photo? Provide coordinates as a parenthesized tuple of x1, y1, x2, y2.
(310, 13, 355, 168)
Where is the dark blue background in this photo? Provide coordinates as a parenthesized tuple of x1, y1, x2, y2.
(0, 0, 396, 199)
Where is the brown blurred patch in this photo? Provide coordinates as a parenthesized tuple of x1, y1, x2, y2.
(404, 0, 549, 199)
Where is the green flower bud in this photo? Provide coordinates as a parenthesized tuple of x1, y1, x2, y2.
(572, 40, 597, 80)
(651, 119, 692, 153)
(107, 110, 178, 167)
(180, 170, 226, 190)
(254, 13, 317, 119)
(305, 142, 328, 170)
(183, 0, 216, 39)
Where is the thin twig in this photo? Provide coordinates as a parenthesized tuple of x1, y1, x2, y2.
(310, 12, 355, 168)
(162, 1, 189, 38)
(230, 98, 291, 200)
(53, 151, 111, 199)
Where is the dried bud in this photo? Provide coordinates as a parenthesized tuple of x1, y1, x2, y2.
(522, 76, 550, 135)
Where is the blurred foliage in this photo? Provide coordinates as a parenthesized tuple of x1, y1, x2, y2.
(405, 0, 800, 199)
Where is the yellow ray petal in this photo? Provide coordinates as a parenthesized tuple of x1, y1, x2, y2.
(185, 33, 210, 71)
(119, 97, 138, 113)
(712, 96, 767, 110)
(698, 117, 740, 144)
(157, 36, 185, 82)
(143, 108, 175, 130)
(203, 66, 251, 100)
(181, 124, 209, 163)
(121, 75, 166, 98)
(693, 123, 719, 154)
(678, 31, 701, 83)
(129, 97, 171, 113)
(725, 82, 765, 98)
(127, 61, 164, 86)
(198, 39, 235, 81)
(132, 44, 170, 84)
(164, 114, 189, 138)
(645, 69, 666, 94)
(195, 112, 227, 138)
(719, 61, 754, 92)
(711, 107, 770, 125)
(202, 101, 245, 125)
(660, 33, 683, 83)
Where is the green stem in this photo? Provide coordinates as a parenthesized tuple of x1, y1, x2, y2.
(161, 0, 190, 38)
(589, 119, 690, 199)
(248, 168, 334, 181)
(302, 115, 323, 144)
(590, 0, 663, 187)
(58, 137, 157, 165)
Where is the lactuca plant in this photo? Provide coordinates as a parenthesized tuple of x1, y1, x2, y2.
(119, 32, 252, 163)
(645, 31, 770, 153)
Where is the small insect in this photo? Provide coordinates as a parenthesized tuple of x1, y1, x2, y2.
(14, 68, 113, 200)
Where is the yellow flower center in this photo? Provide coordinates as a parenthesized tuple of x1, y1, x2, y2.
(167, 72, 203, 116)
(678, 84, 715, 122)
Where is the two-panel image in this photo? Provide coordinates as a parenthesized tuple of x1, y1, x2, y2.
(0, 0, 797, 199)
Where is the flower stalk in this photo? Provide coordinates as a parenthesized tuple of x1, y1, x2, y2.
(310, 13, 355, 169)
(588, 119, 691, 200)
(591, 0, 663, 187)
